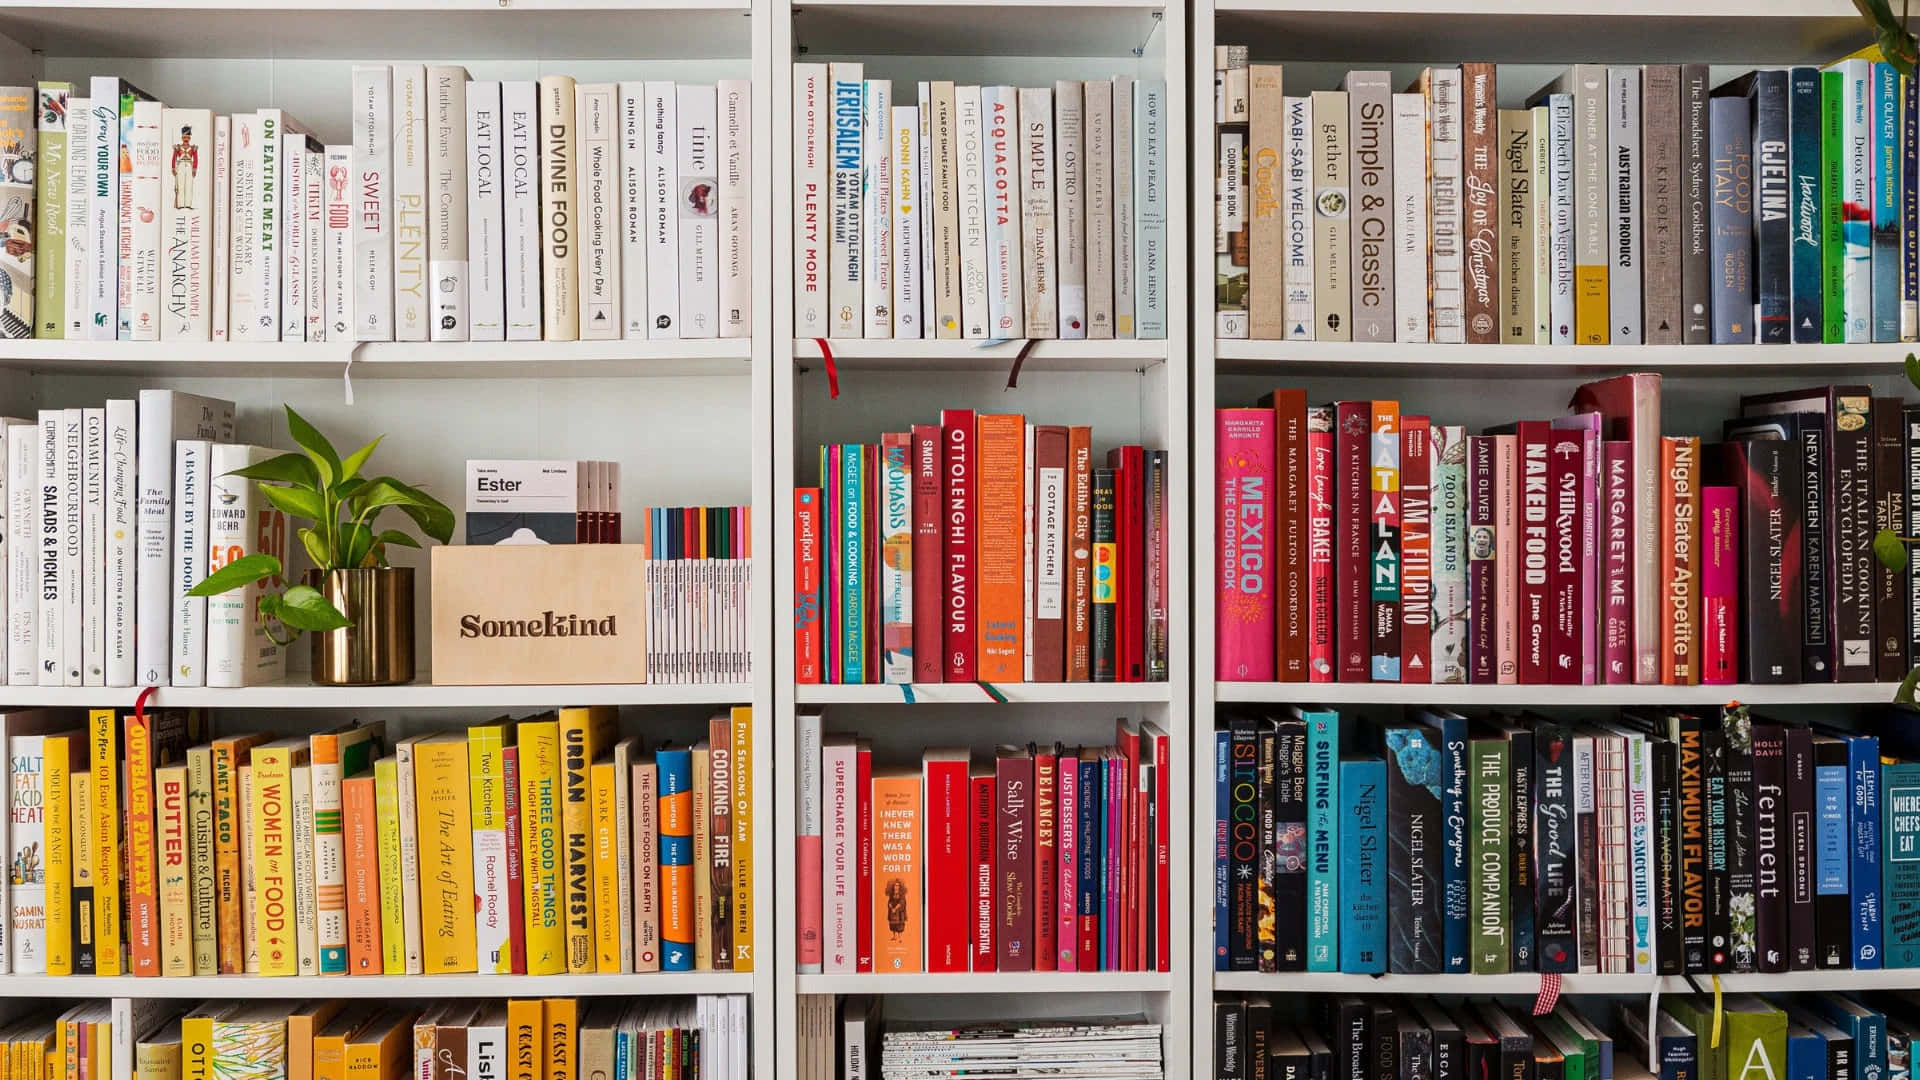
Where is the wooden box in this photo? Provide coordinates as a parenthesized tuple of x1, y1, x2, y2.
(429, 545, 648, 685)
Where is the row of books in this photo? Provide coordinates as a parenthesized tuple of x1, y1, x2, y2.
(1212, 55, 1917, 345)
(792, 67, 1169, 341)
(794, 413, 1169, 685)
(795, 996, 1161, 1080)
(1, 706, 755, 977)
(635, 506, 754, 685)
(1216, 374, 1917, 686)
(1213, 703, 1920, 978)
(794, 713, 1172, 974)
(21, 70, 749, 346)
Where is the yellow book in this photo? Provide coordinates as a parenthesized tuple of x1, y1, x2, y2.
(134, 1036, 181, 1080)
(589, 760, 620, 973)
(730, 705, 753, 972)
(516, 717, 565, 975)
(238, 764, 257, 972)
(210, 732, 270, 974)
(505, 1001, 542, 1080)
(467, 723, 515, 974)
(312, 1005, 378, 1080)
(373, 757, 408, 975)
(41, 731, 84, 975)
(541, 999, 576, 1080)
(87, 709, 121, 975)
(249, 737, 310, 976)
(691, 741, 710, 971)
(154, 763, 193, 976)
(70, 770, 94, 973)
(181, 1011, 219, 1080)
(343, 1010, 415, 1080)
(85, 1019, 107, 1080)
(24, 1031, 53, 1080)
(557, 706, 614, 974)
(185, 744, 217, 975)
(1575, 265, 1609, 344)
(414, 732, 476, 973)
(287, 1001, 345, 1080)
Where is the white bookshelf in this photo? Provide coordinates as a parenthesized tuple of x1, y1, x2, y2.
(0, 3, 777, 1078)
(771, 0, 1189, 1068)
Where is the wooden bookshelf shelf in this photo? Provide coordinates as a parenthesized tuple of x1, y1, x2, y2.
(1213, 681, 1906, 708)
(0, 972, 755, 999)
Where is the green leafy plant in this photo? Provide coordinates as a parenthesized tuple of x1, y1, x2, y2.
(187, 405, 454, 644)
(1855, 0, 1919, 77)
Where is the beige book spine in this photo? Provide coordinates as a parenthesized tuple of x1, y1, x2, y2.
(1247, 65, 1286, 339)
(1310, 90, 1350, 340)
(930, 82, 961, 338)
(1082, 79, 1113, 339)
(1499, 109, 1535, 343)
(538, 75, 578, 341)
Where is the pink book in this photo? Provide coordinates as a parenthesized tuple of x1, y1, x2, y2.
(1547, 425, 1586, 685)
(1494, 434, 1519, 684)
(856, 739, 873, 972)
(1105, 751, 1124, 970)
(1602, 440, 1634, 684)
(1553, 412, 1603, 683)
(1703, 485, 1740, 685)
(1056, 754, 1078, 971)
(1569, 374, 1664, 684)
(1216, 409, 1276, 680)
(631, 761, 661, 971)
(1305, 407, 1336, 681)
(823, 735, 857, 973)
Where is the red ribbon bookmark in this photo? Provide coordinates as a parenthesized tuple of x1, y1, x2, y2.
(813, 338, 839, 399)
(133, 684, 158, 725)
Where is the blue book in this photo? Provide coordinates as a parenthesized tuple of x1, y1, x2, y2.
(1790, 66, 1825, 342)
(1749, 69, 1792, 343)
(1874, 62, 1903, 341)
(1077, 756, 1101, 969)
(655, 746, 694, 971)
(1655, 1014, 1699, 1080)
(1804, 997, 1883, 1080)
(1816, 744, 1852, 967)
(1883, 759, 1920, 967)
(1788, 1024, 1828, 1080)
(839, 444, 866, 683)
(1213, 729, 1230, 970)
(1338, 755, 1386, 973)
(1847, 731, 1885, 968)
(1421, 707, 1471, 973)
(1303, 707, 1340, 971)
(1905, 68, 1918, 340)
(1710, 95, 1755, 343)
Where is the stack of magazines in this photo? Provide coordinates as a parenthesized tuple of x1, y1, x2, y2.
(879, 1017, 1164, 1080)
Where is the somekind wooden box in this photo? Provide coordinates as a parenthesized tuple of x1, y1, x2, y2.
(430, 545, 647, 685)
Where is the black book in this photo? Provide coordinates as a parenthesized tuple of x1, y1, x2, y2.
(1681, 63, 1713, 344)
(1907, 405, 1920, 669)
(1574, 730, 1600, 972)
(1451, 1006, 1497, 1080)
(1501, 716, 1536, 972)
(1396, 1012, 1432, 1080)
(1218, 1000, 1249, 1080)
(1228, 715, 1262, 969)
(1833, 392, 1877, 681)
(1719, 705, 1756, 971)
(1257, 722, 1279, 973)
(1744, 69, 1792, 343)
(1813, 733, 1853, 968)
(1273, 1027, 1312, 1080)
(1701, 724, 1730, 972)
(1371, 1003, 1398, 1080)
(1652, 732, 1684, 974)
(1475, 1003, 1535, 1080)
(1785, 724, 1816, 969)
(1248, 998, 1274, 1080)
(1274, 716, 1309, 971)
(1385, 722, 1443, 973)
(1669, 711, 1710, 973)
(1750, 720, 1789, 972)
(1302, 1025, 1333, 1080)
(1875, 397, 1909, 680)
(1712, 438, 1804, 683)
(1532, 718, 1578, 972)
(1413, 1000, 1464, 1080)
(1328, 998, 1370, 1080)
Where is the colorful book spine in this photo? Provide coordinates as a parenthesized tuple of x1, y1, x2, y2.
(1873, 62, 1902, 342)
(1838, 59, 1872, 342)
(470, 724, 514, 974)
(657, 746, 694, 971)
(1370, 402, 1401, 680)
(1338, 756, 1386, 973)
(1217, 409, 1275, 680)
(1304, 709, 1339, 971)
(1470, 732, 1510, 973)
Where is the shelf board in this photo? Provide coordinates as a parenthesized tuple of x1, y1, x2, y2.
(0, 679, 754, 709)
(1215, 681, 1903, 707)
(1213, 340, 1917, 379)
(791, 2, 1164, 57)
(0, 340, 753, 380)
(0, 972, 753, 998)
(794, 337, 1166, 374)
(797, 971, 1172, 994)
(1213, 971, 1654, 994)
(797, 682, 1172, 704)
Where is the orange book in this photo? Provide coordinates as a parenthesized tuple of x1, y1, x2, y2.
(312, 1005, 378, 1080)
(542, 999, 577, 1080)
(506, 1001, 543, 1080)
(344, 1010, 416, 1080)
(342, 770, 383, 974)
(210, 732, 270, 973)
(871, 768, 923, 973)
(124, 711, 158, 976)
(288, 1001, 347, 1080)
(1660, 436, 1701, 685)
(974, 413, 1026, 681)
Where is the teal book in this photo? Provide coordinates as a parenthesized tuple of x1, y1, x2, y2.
(1303, 707, 1340, 971)
(1883, 759, 1920, 967)
(1469, 729, 1510, 973)
(1337, 755, 1385, 973)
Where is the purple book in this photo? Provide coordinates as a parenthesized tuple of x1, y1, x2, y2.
(1602, 440, 1634, 685)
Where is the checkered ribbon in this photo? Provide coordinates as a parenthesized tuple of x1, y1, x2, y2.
(1531, 972, 1562, 1016)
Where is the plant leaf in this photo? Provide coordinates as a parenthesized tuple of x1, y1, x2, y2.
(259, 481, 325, 523)
(283, 405, 340, 491)
(374, 529, 422, 550)
(1898, 663, 1920, 705)
(338, 436, 382, 486)
(357, 478, 455, 544)
(298, 527, 331, 570)
(225, 452, 319, 488)
(1877, 527, 1910, 571)
(275, 585, 353, 632)
(340, 522, 375, 570)
(185, 553, 283, 597)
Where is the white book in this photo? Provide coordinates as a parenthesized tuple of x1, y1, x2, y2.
(428, 66, 470, 341)
(84, 83, 120, 341)
(575, 83, 620, 341)
(279, 131, 311, 341)
(1111, 77, 1133, 338)
(1392, 93, 1430, 342)
(1608, 67, 1642, 344)
(792, 64, 829, 338)
(161, 108, 213, 340)
(1054, 80, 1087, 338)
(57, 410, 80, 687)
(289, 763, 317, 973)
(1427, 68, 1466, 343)
(795, 708, 823, 973)
(917, 81, 935, 336)
(392, 64, 429, 342)
(305, 150, 325, 341)
(62, 98, 90, 341)
(6, 422, 34, 684)
(467, 1012, 507, 1080)
(1282, 95, 1315, 339)
(0, 422, 14, 683)
(1547, 92, 1575, 344)
(135, 390, 234, 687)
(1840, 58, 1871, 343)
(930, 82, 958, 337)
(981, 85, 1024, 339)
(501, 81, 540, 341)
(323, 145, 352, 340)
(955, 85, 989, 338)
(170, 438, 211, 687)
(1531, 104, 1554, 343)
(862, 79, 893, 337)
(125, 100, 164, 341)
(645, 82, 681, 338)
(255, 111, 306, 342)
(891, 105, 923, 339)
(677, 84, 718, 339)
(34, 411, 59, 684)
(81, 408, 104, 686)
(1134, 80, 1167, 339)
(827, 64, 864, 338)
(822, 736, 854, 972)
(104, 399, 134, 687)
(1017, 86, 1058, 338)
(206, 444, 288, 688)
(618, 82, 648, 338)
(1084, 80, 1114, 339)
(718, 79, 751, 339)
(211, 115, 230, 341)
(225, 112, 265, 340)
(393, 734, 425, 973)
(352, 66, 394, 341)
(540, 74, 580, 344)
(466, 83, 505, 342)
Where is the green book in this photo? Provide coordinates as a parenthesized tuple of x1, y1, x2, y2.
(1665, 996, 1728, 1080)
(1725, 996, 1787, 1080)
(1534, 1015, 1585, 1080)
(1469, 729, 1509, 973)
(33, 82, 68, 338)
(1821, 70, 1845, 343)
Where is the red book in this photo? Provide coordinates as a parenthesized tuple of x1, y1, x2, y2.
(1515, 419, 1553, 684)
(1033, 746, 1057, 971)
(1116, 721, 1144, 971)
(996, 745, 1034, 970)
(1144, 722, 1171, 972)
(342, 770, 383, 974)
(942, 410, 977, 682)
(502, 744, 528, 973)
(922, 748, 972, 972)
(1334, 401, 1371, 682)
(971, 773, 996, 970)
(1216, 409, 1276, 681)
(1400, 415, 1432, 683)
(1106, 445, 1147, 681)
(1265, 389, 1310, 681)
(1548, 425, 1586, 685)
(1703, 485, 1740, 685)
(856, 739, 873, 971)
(1306, 406, 1336, 681)
(1033, 427, 1069, 682)
(912, 425, 944, 683)
(1145, 450, 1170, 682)
(795, 488, 824, 684)
(1603, 441, 1634, 685)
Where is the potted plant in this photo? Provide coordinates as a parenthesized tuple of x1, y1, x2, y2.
(188, 405, 454, 685)
(1853, 0, 1917, 75)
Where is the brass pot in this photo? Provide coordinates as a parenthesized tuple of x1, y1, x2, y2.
(307, 567, 416, 686)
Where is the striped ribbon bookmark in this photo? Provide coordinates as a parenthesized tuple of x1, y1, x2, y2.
(1531, 971, 1562, 1016)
